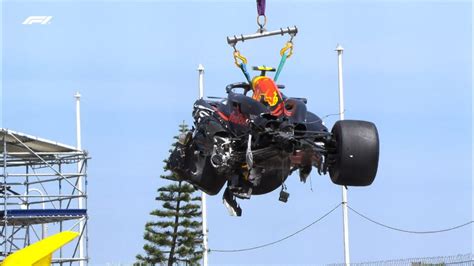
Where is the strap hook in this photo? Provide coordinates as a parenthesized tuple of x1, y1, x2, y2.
(280, 41, 294, 58)
(233, 50, 248, 68)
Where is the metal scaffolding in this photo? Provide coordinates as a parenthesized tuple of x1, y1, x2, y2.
(0, 128, 88, 265)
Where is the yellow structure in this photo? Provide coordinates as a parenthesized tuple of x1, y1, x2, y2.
(1, 231, 79, 266)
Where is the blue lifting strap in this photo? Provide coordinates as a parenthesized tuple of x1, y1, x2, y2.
(274, 53, 288, 82)
(240, 63, 252, 84)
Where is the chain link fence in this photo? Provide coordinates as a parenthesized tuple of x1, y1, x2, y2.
(330, 254, 473, 266)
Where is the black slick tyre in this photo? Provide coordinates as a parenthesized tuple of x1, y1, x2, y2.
(329, 120, 379, 186)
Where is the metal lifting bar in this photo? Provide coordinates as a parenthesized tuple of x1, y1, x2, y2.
(227, 26, 298, 46)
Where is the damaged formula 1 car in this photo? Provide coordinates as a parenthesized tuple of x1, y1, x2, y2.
(168, 25, 379, 216)
(167, 66, 379, 216)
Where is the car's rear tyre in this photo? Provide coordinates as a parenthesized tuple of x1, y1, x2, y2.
(329, 120, 379, 186)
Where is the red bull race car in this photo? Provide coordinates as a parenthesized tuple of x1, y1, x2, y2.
(167, 66, 379, 216)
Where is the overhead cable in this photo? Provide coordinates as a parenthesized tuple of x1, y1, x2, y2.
(211, 203, 342, 253)
(211, 203, 473, 254)
(348, 205, 473, 234)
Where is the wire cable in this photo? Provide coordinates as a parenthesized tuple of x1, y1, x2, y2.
(301, 110, 346, 125)
(348, 205, 473, 234)
(210, 203, 341, 253)
(211, 204, 472, 254)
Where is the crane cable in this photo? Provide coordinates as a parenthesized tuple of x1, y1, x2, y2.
(256, 0, 267, 32)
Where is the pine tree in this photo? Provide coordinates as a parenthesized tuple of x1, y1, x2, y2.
(136, 123, 203, 266)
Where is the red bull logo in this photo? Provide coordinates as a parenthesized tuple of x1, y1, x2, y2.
(252, 77, 282, 107)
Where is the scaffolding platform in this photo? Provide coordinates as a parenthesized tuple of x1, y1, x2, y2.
(0, 129, 83, 167)
(0, 128, 89, 264)
(0, 209, 87, 226)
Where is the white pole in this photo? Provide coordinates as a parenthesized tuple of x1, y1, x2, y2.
(197, 64, 208, 266)
(336, 44, 350, 266)
(198, 64, 205, 99)
(75, 92, 85, 266)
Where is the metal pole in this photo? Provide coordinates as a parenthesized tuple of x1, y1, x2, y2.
(75, 92, 85, 266)
(197, 64, 208, 266)
(198, 64, 204, 100)
(3, 133, 8, 258)
(336, 44, 350, 266)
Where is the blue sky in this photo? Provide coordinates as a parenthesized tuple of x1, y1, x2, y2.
(1, 0, 472, 264)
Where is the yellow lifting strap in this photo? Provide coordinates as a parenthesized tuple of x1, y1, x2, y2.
(1, 231, 79, 266)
